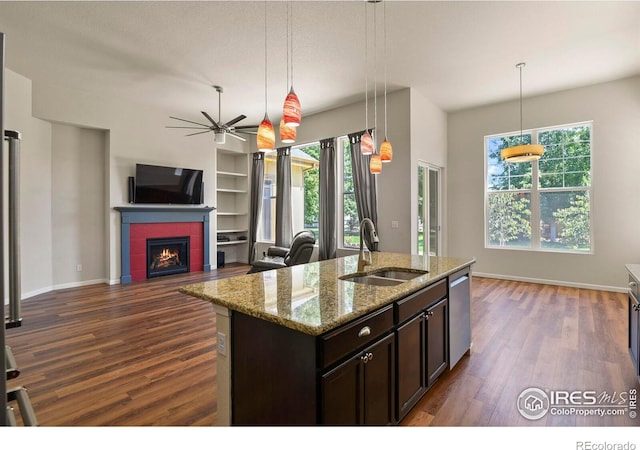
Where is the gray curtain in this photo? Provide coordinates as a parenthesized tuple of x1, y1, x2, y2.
(275, 146, 293, 248)
(348, 131, 379, 251)
(319, 137, 337, 260)
(248, 152, 264, 263)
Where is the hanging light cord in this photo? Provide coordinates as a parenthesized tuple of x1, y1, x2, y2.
(286, 2, 290, 90)
(383, 0, 388, 138)
(264, 0, 268, 113)
(518, 62, 524, 144)
(290, 1, 294, 89)
(364, 0, 368, 131)
(373, 1, 377, 149)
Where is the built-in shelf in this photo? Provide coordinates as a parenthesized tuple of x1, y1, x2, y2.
(217, 241, 249, 247)
(217, 170, 247, 177)
(217, 188, 247, 193)
(216, 149, 250, 265)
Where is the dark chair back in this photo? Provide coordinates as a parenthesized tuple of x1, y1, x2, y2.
(283, 230, 316, 266)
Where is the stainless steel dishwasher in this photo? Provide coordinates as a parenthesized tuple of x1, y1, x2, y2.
(448, 267, 471, 369)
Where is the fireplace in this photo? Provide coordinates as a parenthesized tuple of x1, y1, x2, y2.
(147, 236, 190, 279)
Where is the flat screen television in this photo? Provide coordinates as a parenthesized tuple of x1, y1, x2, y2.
(134, 163, 204, 205)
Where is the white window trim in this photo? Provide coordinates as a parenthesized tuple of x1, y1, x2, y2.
(484, 121, 594, 255)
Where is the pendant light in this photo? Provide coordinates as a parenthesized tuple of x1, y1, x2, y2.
(501, 62, 544, 162)
(360, 0, 374, 156)
(282, 1, 301, 127)
(279, 118, 296, 144)
(369, 0, 382, 175)
(379, 0, 393, 163)
(279, 2, 297, 144)
(257, 1, 275, 151)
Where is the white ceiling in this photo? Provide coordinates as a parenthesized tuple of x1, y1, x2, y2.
(0, 1, 638, 127)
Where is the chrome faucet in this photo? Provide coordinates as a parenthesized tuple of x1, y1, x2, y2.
(358, 218, 380, 272)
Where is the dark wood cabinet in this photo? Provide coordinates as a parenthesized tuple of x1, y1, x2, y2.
(322, 333, 396, 425)
(395, 285, 449, 421)
(426, 298, 449, 387)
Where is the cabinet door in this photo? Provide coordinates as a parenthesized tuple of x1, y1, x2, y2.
(321, 355, 362, 425)
(426, 298, 448, 387)
(630, 293, 640, 377)
(396, 314, 426, 420)
(321, 333, 396, 425)
(363, 333, 396, 425)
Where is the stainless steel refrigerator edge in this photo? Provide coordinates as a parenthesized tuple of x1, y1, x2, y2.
(1, 31, 7, 427)
(449, 267, 472, 369)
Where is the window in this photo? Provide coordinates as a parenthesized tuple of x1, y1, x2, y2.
(338, 136, 360, 249)
(485, 122, 592, 253)
(258, 144, 320, 243)
(257, 136, 362, 250)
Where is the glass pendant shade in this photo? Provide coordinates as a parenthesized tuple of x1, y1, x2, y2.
(279, 118, 296, 144)
(257, 113, 275, 151)
(283, 87, 301, 127)
(501, 144, 544, 163)
(370, 153, 382, 174)
(380, 138, 393, 163)
(361, 131, 374, 155)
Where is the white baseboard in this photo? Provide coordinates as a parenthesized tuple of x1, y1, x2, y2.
(20, 278, 110, 301)
(473, 272, 626, 293)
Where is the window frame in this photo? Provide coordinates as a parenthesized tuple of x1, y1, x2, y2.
(484, 121, 594, 255)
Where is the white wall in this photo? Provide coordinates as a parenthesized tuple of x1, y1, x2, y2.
(51, 123, 106, 288)
(293, 88, 417, 253)
(4, 69, 53, 299)
(448, 76, 640, 290)
(409, 89, 448, 256)
(31, 80, 238, 284)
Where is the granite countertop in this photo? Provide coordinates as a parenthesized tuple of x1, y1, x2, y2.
(179, 252, 476, 336)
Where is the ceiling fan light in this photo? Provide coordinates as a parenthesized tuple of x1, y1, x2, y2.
(370, 153, 382, 174)
(279, 118, 296, 144)
(361, 131, 374, 155)
(257, 113, 275, 151)
(380, 139, 393, 163)
(283, 86, 301, 127)
(214, 132, 226, 145)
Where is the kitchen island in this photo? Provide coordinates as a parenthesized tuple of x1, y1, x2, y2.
(180, 252, 475, 425)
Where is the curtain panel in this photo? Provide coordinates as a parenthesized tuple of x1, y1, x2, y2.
(319, 137, 337, 260)
(275, 146, 293, 248)
(347, 131, 379, 251)
(248, 152, 264, 263)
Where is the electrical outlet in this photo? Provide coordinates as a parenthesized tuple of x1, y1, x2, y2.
(217, 332, 227, 356)
(76, 264, 83, 272)
(391, 221, 399, 229)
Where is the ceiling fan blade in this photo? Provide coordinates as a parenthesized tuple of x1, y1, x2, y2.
(234, 125, 259, 130)
(169, 116, 211, 127)
(201, 111, 221, 128)
(228, 132, 247, 142)
(224, 114, 247, 127)
(185, 130, 213, 137)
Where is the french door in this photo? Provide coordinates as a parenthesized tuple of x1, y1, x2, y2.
(417, 163, 441, 257)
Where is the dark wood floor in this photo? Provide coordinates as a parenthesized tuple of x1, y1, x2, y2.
(5, 265, 639, 426)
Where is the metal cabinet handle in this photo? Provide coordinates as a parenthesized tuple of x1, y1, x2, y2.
(630, 281, 637, 288)
(360, 354, 369, 363)
(367, 352, 374, 361)
(358, 326, 371, 338)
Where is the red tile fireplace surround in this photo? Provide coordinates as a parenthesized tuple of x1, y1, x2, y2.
(114, 206, 215, 284)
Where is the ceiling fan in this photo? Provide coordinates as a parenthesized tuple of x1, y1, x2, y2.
(167, 85, 258, 143)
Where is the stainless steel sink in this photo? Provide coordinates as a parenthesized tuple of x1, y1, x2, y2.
(342, 275, 405, 287)
(340, 268, 428, 286)
(373, 269, 427, 280)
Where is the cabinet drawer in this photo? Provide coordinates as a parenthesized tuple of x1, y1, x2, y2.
(320, 305, 393, 369)
(395, 279, 447, 324)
